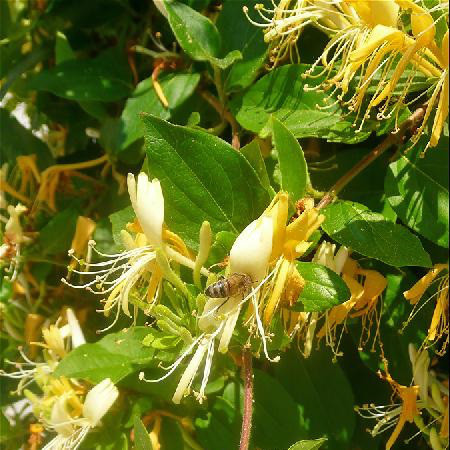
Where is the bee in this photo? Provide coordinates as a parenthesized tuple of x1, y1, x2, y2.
(205, 273, 253, 298)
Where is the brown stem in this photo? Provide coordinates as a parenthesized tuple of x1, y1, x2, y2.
(239, 348, 254, 450)
(317, 105, 427, 210)
(199, 90, 241, 150)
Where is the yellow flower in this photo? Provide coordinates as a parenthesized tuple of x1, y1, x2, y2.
(403, 264, 449, 354)
(64, 172, 208, 332)
(357, 361, 420, 450)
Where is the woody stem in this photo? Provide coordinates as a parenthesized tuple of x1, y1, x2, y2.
(239, 348, 254, 450)
(317, 105, 427, 210)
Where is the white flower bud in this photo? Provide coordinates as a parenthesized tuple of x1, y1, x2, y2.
(127, 173, 164, 246)
(230, 216, 273, 282)
(82, 378, 119, 427)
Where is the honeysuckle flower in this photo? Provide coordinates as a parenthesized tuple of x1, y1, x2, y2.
(0, 203, 31, 280)
(262, 194, 325, 326)
(0, 308, 85, 394)
(127, 173, 164, 247)
(312, 245, 387, 357)
(140, 214, 274, 404)
(64, 172, 208, 331)
(403, 263, 449, 355)
(359, 349, 449, 449)
(66, 216, 96, 277)
(356, 360, 421, 450)
(248, 0, 448, 148)
(0, 156, 40, 207)
(42, 378, 118, 450)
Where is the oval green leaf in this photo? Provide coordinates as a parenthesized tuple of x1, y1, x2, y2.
(142, 114, 271, 249)
(272, 116, 308, 203)
(164, 0, 220, 61)
(385, 139, 449, 248)
(289, 438, 328, 450)
(322, 201, 432, 267)
(292, 262, 350, 312)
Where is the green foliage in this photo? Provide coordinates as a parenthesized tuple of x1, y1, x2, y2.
(385, 139, 449, 248)
(143, 114, 270, 248)
(293, 262, 351, 312)
(1, 1, 448, 450)
(322, 201, 432, 267)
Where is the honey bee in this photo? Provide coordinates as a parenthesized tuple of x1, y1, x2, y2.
(205, 273, 253, 298)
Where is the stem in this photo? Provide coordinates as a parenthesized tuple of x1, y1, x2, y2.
(239, 349, 254, 450)
(317, 105, 427, 210)
(199, 90, 241, 150)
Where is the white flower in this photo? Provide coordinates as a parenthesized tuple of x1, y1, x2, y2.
(229, 216, 274, 282)
(64, 308, 86, 349)
(139, 216, 276, 404)
(82, 378, 119, 427)
(312, 241, 349, 274)
(127, 173, 164, 247)
(64, 173, 207, 332)
(43, 379, 118, 450)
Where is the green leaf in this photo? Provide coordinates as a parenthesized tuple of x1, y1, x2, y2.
(240, 139, 272, 192)
(208, 50, 242, 70)
(0, 108, 53, 166)
(252, 370, 309, 448)
(109, 206, 134, 246)
(54, 327, 160, 383)
(133, 417, 153, 450)
(28, 48, 132, 102)
(275, 347, 355, 449)
(142, 114, 271, 249)
(55, 31, 75, 64)
(37, 207, 79, 256)
(272, 116, 308, 203)
(117, 72, 200, 151)
(293, 262, 350, 312)
(164, 0, 220, 61)
(288, 438, 328, 450)
(322, 201, 432, 267)
(216, 0, 267, 92)
(230, 64, 369, 143)
(385, 140, 449, 248)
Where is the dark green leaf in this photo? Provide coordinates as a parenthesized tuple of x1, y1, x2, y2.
(55, 31, 75, 64)
(28, 48, 132, 102)
(38, 207, 79, 256)
(208, 50, 243, 70)
(117, 72, 200, 151)
(230, 64, 370, 143)
(293, 262, 350, 312)
(0, 108, 53, 166)
(272, 116, 308, 203)
(240, 139, 272, 192)
(322, 201, 432, 267)
(385, 139, 449, 248)
(133, 417, 153, 450)
(54, 327, 160, 383)
(288, 438, 328, 450)
(275, 347, 355, 449)
(142, 114, 271, 249)
(216, 0, 267, 92)
(164, 0, 220, 60)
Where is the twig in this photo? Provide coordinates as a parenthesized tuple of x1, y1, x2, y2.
(317, 105, 427, 210)
(239, 348, 254, 450)
(199, 90, 241, 150)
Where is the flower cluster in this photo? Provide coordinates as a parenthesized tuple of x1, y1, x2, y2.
(246, 0, 449, 150)
(357, 346, 448, 450)
(1, 309, 119, 449)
